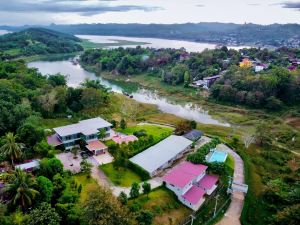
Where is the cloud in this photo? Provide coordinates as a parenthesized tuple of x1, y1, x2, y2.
(0, 0, 162, 16)
(248, 3, 260, 6)
(278, 2, 300, 10)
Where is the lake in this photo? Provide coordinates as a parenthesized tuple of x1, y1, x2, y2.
(0, 30, 10, 35)
(28, 60, 230, 127)
(77, 35, 248, 52)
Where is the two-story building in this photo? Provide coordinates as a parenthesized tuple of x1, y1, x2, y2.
(47, 117, 113, 150)
(163, 161, 218, 211)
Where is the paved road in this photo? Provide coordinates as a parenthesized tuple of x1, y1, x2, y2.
(216, 144, 245, 225)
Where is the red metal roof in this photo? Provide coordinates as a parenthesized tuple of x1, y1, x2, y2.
(182, 185, 205, 204)
(197, 174, 218, 190)
(86, 140, 107, 151)
(47, 134, 63, 146)
(163, 161, 207, 188)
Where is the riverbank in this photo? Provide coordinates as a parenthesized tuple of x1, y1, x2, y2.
(29, 57, 300, 225)
(85, 68, 271, 127)
(82, 67, 300, 225)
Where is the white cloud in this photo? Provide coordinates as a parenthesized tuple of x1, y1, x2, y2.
(0, 0, 299, 25)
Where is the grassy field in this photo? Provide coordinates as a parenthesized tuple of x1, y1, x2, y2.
(41, 117, 79, 129)
(73, 173, 98, 201)
(129, 187, 191, 225)
(116, 124, 174, 141)
(100, 163, 142, 187)
(80, 39, 149, 50)
(225, 154, 235, 171)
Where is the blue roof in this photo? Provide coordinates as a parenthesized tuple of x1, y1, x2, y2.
(183, 130, 203, 141)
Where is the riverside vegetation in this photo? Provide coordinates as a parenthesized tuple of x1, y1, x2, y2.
(80, 46, 300, 225)
(0, 28, 299, 225)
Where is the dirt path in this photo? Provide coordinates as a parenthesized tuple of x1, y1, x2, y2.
(88, 157, 111, 187)
(137, 122, 176, 129)
(216, 144, 245, 225)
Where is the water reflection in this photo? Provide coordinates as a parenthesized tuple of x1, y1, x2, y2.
(28, 60, 229, 127)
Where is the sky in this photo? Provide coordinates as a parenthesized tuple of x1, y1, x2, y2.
(0, 0, 299, 26)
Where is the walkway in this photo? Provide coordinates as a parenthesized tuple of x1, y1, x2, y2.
(89, 156, 111, 188)
(216, 144, 245, 225)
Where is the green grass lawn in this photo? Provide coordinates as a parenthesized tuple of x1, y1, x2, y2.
(225, 154, 235, 171)
(129, 187, 191, 225)
(80, 39, 149, 50)
(73, 173, 98, 201)
(41, 118, 79, 129)
(100, 163, 142, 187)
(116, 124, 173, 142)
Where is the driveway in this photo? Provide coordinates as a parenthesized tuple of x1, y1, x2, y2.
(56, 152, 82, 173)
(216, 144, 245, 225)
(92, 150, 114, 165)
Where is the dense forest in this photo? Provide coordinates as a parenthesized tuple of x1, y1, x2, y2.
(80, 46, 300, 110)
(3, 23, 300, 47)
(0, 57, 145, 225)
(0, 28, 83, 58)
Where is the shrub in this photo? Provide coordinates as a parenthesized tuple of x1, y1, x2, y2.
(128, 161, 150, 180)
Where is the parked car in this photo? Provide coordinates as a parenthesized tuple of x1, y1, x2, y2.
(80, 152, 88, 159)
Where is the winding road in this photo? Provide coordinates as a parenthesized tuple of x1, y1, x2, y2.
(216, 144, 246, 225)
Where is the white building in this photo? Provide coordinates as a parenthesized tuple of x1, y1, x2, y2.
(163, 161, 219, 211)
(47, 117, 113, 149)
(129, 135, 192, 177)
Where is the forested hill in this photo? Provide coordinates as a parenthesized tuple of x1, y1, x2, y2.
(0, 28, 83, 58)
(3, 23, 299, 48)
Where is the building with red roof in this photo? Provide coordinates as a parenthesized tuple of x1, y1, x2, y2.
(112, 133, 138, 145)
(163, 161, 218, 211)
(86, 140, 108, 155)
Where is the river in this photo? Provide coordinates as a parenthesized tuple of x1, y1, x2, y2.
(77, 35, 249, 52)
(28, 60, 229, 127)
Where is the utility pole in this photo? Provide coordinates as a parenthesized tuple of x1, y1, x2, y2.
(213, 194, 219, 218)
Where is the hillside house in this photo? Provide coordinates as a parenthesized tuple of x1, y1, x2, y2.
(163, 161, 218, 211)
(193, 75, 221, 89)
(47, 117, 113, 150)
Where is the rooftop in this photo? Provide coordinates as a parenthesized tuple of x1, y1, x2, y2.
(86, 140, 107, 151)
(203, 75, 221, 80)
(15, 160, 39, 170)
(183, 130, 203, 141)
(53, 117, 112, 137)
(197, 174, 218, 190)
(112, 134, 138, 145)
(129, 135, 192, 175)
(47, 134, 63, 146)
(182, 185, 205, 205)
(163, 161, 208, 188)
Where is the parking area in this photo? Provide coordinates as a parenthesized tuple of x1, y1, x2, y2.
(56, 150, 114, 173)
(56, 152, 83, 173)
(93, 150, 114, 165)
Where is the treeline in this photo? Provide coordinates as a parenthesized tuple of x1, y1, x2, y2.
(80, 46, 239, 84)
(0, 59, 110, 150)
(211, 66, 300, 109)
(0, 28, 83, 58)
(13, 22, 300, 47)
(81, 46, 300, 109)
(0, 58, 139, 225)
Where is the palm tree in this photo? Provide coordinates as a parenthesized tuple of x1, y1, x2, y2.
(0, 132, 24, 166)
(4, 169, 39, 211)
(97, 128, 107, 140)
